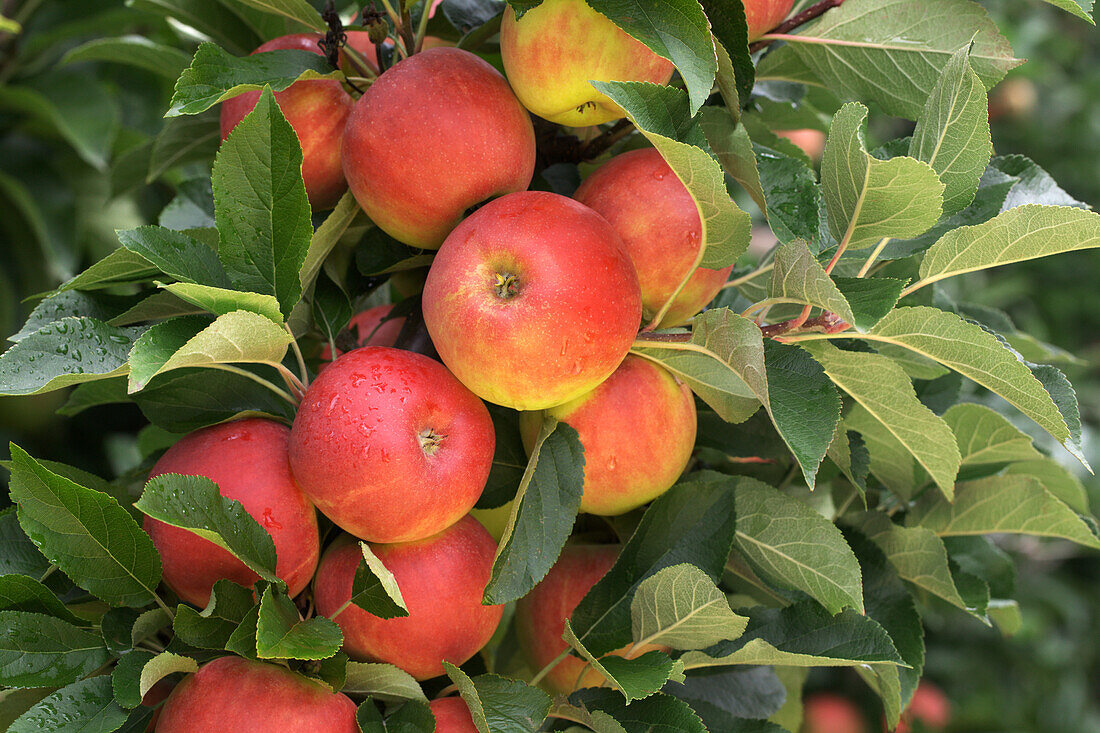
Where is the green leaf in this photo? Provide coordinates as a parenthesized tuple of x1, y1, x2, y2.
(168, 43, 337, 116)
(148, 109, 221, 182)
(801, 341, 961, 499)
(0, 14, 21, 33)
(943, 403, 1042, 466)
(135, 472, 280, 584)
(1037, 0, 1095, 23)
(914, 204, 1100, 292)
(212, 87, 313, 318)
(224, 604, 260, 658)
(0, 575, 82, 623)
(571, 473, 738, 657)
(909, 47, 992, 216)
(0, 510, 50, 581)
(863, 307, 1073, 454)
(173, 579, 256, 649)
(732, 477, 864, 613)
(7, 445, 161, 607)
(128, 0, 263, 55)
(563, 621, 683, 702)
(0, 611, 109, 688)
(476, 406, 528, 510)
(116, 226, 230, 289)
(822, 103, 944, 250)
(231, 0, 326, 30)
(61, 35, 192, 78)
(548, 700, 628, 733)
(133, 367, 295, 433)
(681, 601, 904, 669)
(11, 291, 140, 343)
(342, 662, 427, 702)
(768, 238, 854, 322)
(112, 650, 197, 709)
(300, 193, 365, 294)
(483, 421, 585, 605)
(585, 1, 716, 114)
(350, 542, 409, 619)
(571, 688, 706, 733)
(832, 277, 906, 331)
(54, 249, 160, 294)
(0, 318, 144, 397)
(666, 666, 787, 728)
(354, 228, 434, 277)
(1002, 460, 1089, 515)
(591, 82, 752, 323)
(758, 0, 1020, 119)
(908, 475, 1100, 549)
(127, 311, 292, 392)
(159, 283, 284, 324)
(443, 662, 552, 733)
(630, 564, 748, 650)
(700, 0, 753, 101)
(256, 586, 343, 660)
(8, 676, 127, 733)
(357, 698, 436, 732)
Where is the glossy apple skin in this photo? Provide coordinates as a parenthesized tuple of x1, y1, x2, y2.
(803, 693, 868, 733)
(430, 697, 478, 732)
(574, 148, 733, 328)
(156, 656, 359, 732)
(220, 34, 353, 211)
(320, 304, 405, 363)
(313, 517, 503, 680)
(515, 544, 663, 694)
(520, 356, 695, 516)
(342, 47, 536, 249)
(423, 191, 642, 411)
(289, 347, 494, 543)
(143, 419, 319, 608)
(500, 0, 674, 126)
(745, 0, 795, 41)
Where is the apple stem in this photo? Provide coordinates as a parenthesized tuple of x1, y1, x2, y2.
(529, 647, 572, 688)
(748, 0, 848, 54)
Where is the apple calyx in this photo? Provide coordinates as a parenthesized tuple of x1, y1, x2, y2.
(493, 272, 522, 300)
(417, 428, 445, 455)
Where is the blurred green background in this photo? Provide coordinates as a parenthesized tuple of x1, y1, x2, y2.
(0, 1, 1096, 731)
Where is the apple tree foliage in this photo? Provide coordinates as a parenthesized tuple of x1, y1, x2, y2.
(0, 0, 1098, 731)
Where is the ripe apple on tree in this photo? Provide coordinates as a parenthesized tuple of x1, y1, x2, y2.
(313, 516, 503, 680)
(142, 418, 320, 607)
(422, 191, 642, 411)
(803, 693, 868, 733)
(429, 697, 479, 732)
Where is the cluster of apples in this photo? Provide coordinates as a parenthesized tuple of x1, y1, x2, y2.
(151, 1, 793, 730)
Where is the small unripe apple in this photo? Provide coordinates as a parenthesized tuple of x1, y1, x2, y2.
(520, 355, 695, 516)
(500, 0, 674, 126)
(515, 544, 665, 694)
(429, 697, 478, 732)
(155, 656, 359, 732)
(342, 47, 536, 249)
(320, 304, 405, 364)
(803, 693, 867, 733)
(220, 34, 353, 211)
(422, 191, 642, 411)
(745, 0, 796, 41)
(143, 419, 319, 607)
(289, 347, 494, 544)
(574, 148, 733, 328)
(313, 516, 503, 680)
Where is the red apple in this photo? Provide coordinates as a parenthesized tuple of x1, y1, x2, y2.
(803, 693, 867, 733)
(500, 0, 675, 126)
(342, 47, 536, 249)
(776, 128, 827, 162)
(574, 148, 734, 328)
(141, 678, 174, 731)
(895, 681, 950, 732)
(155, 656, 358, 732)
(422, 191, 642, 411)
(289, 347, 494, 543)
(220, 34, 353, 211)
(143, 419, 319, 607)
(745, 0, 795, 41)
(514, 544, 664, 694)
(430, 697, 478, 732)
(519, 355, 696, 516)
(313, 516, 503, 680)
(319, 303, 405, 363)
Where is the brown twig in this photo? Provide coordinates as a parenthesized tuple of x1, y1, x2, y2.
(748, 0, 846, 53)
(760, 311, 850, 338)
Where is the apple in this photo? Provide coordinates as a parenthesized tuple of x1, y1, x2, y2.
(342, 47, 536, 249)
(289, 346, 494, 543)
(141, 678, 174, 731)
(155, 656, 359, 732)
(895, 681, 950, 732)
(143, 418, 319, 607)
(220, 34, 354, 211)
(515, 544, 664, 694)
(519, 355, 695, 516)
(313, 516, 503, 680)
(775, 128, 827, 162)
(430, 697, 478, 732)
(573, 148, 733, 328)
(500, 0, 674, 127)
(320, 303, 405, 363)
(745, 0, 795, 41)
(422, 191, 642, 411)
(803, 693, 867, 733)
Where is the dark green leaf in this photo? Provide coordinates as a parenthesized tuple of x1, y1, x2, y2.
(256, 586, 343, 660)
(350, 542, 409, 620)
(665, 666, 787, 726)
(116, 226, 230, 289)
(571, 688, 706, 733)
(8, 676, 127, 733)
(133, 367, 295, 433)
(832, 277, 907, 331)
(0, 611, 109, 688)
(173, 579, 257, 649)
(444, 662, 552, 733)
(476, 406, 527, 509)
(0, 574, 81, 623)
